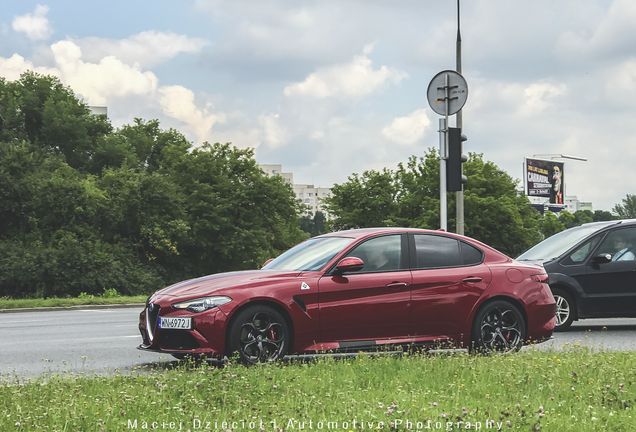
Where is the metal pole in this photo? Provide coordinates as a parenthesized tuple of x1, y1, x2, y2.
(439, 118, 447, 231)
(455, 0, 464, 235)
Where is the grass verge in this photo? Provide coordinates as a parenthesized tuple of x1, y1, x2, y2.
(2, 347, 635, 431)
(0, 295, 146, 310)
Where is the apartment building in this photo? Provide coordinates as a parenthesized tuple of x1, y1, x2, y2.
(259, 164, 331, 215)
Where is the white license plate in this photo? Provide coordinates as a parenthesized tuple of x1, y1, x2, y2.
(158, 317, 192, 330)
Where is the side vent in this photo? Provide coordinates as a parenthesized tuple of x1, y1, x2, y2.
(293, 296, 307, 312)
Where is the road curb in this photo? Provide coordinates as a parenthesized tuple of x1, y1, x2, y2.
(0, 303, 145, 313)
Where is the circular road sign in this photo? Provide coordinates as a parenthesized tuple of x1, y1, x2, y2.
(427, 70, 468, 116)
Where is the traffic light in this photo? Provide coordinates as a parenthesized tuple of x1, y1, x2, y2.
(446, 127, 468, 192)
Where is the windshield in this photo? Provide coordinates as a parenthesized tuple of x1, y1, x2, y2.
(517, 224, 609, 262)
(262, 237, 354, 271)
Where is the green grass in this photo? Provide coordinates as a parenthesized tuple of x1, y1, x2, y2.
(2, 347, 636, 431)
(0, 295, 146, 309)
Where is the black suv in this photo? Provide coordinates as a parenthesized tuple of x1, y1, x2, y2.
(517, 219, 636, 331)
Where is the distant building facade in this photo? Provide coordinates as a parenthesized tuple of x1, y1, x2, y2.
(564, 196, 593, 214)
(259, 164, 331, 215)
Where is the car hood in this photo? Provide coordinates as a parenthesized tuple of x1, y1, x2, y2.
(149, 269, 302, 301)
(515, 258, 546, 267)
(516, 257, 560, 269)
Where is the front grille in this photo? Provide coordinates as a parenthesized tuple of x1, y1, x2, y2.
(140, 327, 150, 346)
(146, 303, 160, 342)
(160, 330, 200, 350)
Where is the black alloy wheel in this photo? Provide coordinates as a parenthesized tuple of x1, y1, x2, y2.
(471, 300, 526, 353)
(228, 306, 289, 364)
(552, 288, 575, 331)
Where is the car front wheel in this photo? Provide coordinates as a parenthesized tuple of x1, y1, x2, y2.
(227, 305, 289, 364)
(471, 300, 526, 353)
(552, 288, 575, 331)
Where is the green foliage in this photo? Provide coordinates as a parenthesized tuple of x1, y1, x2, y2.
(0, 73, 305, 298)
(101, 288, 120, 298)
(593, 209, 616, 222)
(539, 211, 566, 239)
(324, 149, 541, 256)
(613, 194, 636, 219)
(299, 211, 329, 237)
(0, 295, 146, 309)
(324, 169, 397, 230)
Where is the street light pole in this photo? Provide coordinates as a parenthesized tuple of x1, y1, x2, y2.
(455, 0, 464, 235)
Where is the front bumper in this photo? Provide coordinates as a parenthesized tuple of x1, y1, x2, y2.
(138, 303, 228, 358)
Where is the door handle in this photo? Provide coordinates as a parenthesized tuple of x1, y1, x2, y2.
(462, 276, 482, 283)
(386, 281, 409, 288)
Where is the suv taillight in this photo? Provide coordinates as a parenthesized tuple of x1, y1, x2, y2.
(531, 274, 549, 284)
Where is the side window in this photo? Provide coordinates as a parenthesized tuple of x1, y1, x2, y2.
(597, 228, 636, 262)
(413, 235, 462, 268)
(345, 235, 402, 272)
(460, 241, 484, 265)
(561, 235, 602, 266)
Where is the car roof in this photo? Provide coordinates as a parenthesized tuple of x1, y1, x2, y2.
(572, 218, 636, 232)
(317, 227, 453, 240)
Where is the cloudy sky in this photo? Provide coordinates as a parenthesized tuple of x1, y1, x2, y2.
(1, 0, 634, 212)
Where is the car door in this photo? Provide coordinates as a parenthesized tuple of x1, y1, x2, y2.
(408, 233, 492, 341)
(318, 233, 411, 344)
(577, 227, 636, 316)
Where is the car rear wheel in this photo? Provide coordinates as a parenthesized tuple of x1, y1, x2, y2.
(471, 300, 526, 353)
(227, 305, 289, 364)
(552, 288, 575, 331)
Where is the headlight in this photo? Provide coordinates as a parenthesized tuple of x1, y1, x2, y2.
(172, 296, 232, 313)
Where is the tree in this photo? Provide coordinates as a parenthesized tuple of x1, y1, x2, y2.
(299, 211, 329, 237)
(323, 149, 542, 257)
(323, 169, 397, 230)
(613, 194, 636, 219)
(593, 210, 616, 222)
(0, 73, 309, 298)
(460, 153, 542, 257)
(539, 211, 566, 239)
(558, 210, 576, 229)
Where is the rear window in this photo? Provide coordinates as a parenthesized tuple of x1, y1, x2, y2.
(413, 234, 483, 268)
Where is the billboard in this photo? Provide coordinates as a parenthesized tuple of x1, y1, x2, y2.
(525, 158, 565, 204)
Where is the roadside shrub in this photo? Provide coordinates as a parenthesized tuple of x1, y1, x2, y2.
(101, 288, 119, 298)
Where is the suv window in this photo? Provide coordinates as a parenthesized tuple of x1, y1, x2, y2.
(560, 234, 602, 266)
(597, 228, 636, 262)
(345, 235, 402, 272)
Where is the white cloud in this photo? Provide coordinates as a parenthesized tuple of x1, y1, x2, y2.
(259, 113, 289, 148)
(73, 31, 209, 69)
(0, 53, 57, 81)
(382, 109, 431, 145)
(12, 5, 53, 41)
(521, 83, 567, 116)
(556, 0, 636, 60)
(49, 41, 158, 106)
(604, 59, 636, 107)
(0, 40, 225, 146)
(159, 85, 226, 143)
(283, 44, 407, 99)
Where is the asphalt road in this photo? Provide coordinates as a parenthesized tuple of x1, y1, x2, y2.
(2, 308, 636, 380)
(0, 307, 159, 381)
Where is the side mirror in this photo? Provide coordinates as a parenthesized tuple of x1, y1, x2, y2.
(591, 253, 612, 265)
(262, 258, 274, 267)
(335, 257, 364, 273)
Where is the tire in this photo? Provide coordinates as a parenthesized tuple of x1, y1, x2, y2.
(227, 305, 289, 364)
(552, 288, 575, 332)
(471, 300, 526, 354)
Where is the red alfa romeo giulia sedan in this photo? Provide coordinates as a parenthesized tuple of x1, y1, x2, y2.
(138, 228, 555, 363)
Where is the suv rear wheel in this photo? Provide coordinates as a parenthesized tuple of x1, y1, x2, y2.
(552, 288, 575, 331)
